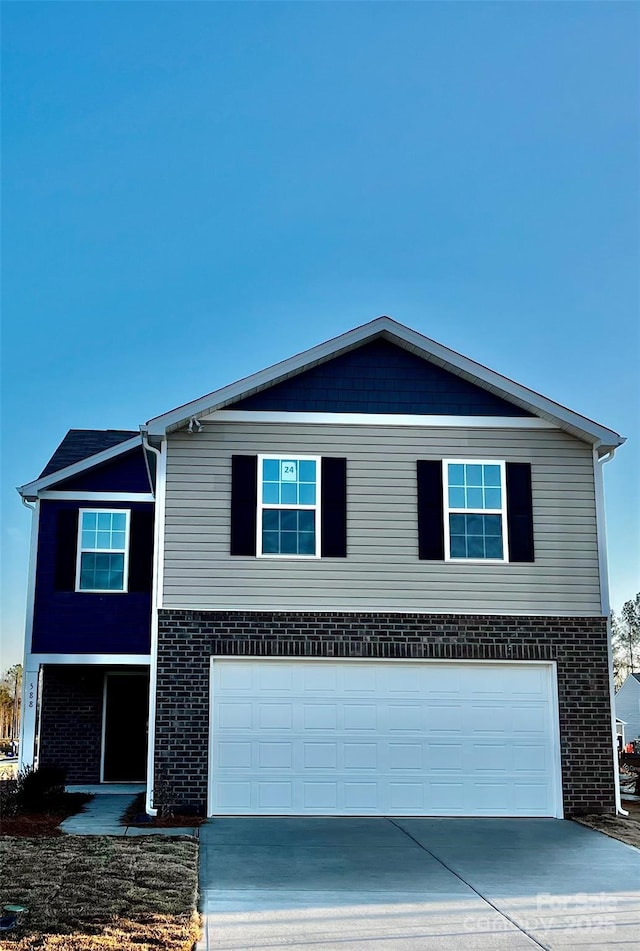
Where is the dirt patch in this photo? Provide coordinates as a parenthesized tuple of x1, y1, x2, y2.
(121, 792, 205, 828)
(573, 800, 640, 849)
(0, 793, 92, 837)
(0, 835, 199, 951)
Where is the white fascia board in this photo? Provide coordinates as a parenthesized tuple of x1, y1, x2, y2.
(205, 411, 558, 429)
(28, 653, 151, 665)
(143, 316, 624, 450)
(38, 491, 155, 502)
(18, 436, 142, 500)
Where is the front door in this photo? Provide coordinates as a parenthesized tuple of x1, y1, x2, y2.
(103, 672, 149, 782)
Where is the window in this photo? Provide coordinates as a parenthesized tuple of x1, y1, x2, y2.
(443, 461, 508, 561)
(76, 509, 130, 591)
(258, 455, 320, 557)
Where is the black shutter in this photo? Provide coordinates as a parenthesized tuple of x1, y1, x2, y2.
(230, 455, 258, 555)
(54, 509, 79, 591)
(417, 460, 444, 560)
(506, 462, 534, 562)
(128, 509, 155, 592)
(321, 457, 347, 557)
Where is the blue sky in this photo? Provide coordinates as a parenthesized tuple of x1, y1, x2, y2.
(2, 2, 638, 669)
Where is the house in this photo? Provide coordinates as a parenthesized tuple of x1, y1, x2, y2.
(18, 316, 625, 818)
(616, 674, 640, 745)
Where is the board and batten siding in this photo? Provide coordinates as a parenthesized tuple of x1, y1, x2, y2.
(162, 422, 601, 615)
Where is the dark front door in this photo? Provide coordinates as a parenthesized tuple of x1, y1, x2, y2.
(103, 672, 149, 782)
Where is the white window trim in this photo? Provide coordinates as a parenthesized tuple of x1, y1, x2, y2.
(256, 454, 322, 559)
(75, 508, 131, 593)
(442, 459, 509, 564)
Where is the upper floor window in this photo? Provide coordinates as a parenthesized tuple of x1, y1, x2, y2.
(76, 509, 130, 591)
(443, 461, 508, 562)
(258, 455, 320, 557)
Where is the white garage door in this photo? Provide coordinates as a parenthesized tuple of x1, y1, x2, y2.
(208, 660, 561, 817)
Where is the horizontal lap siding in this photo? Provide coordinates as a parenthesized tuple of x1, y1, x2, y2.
(163, 424, 600, 615)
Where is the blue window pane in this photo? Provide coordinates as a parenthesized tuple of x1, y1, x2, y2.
(298, 511, 315, 532)
(484, 488, 501, 509)
(82, 512, 97, 531)
(111, 512, 126, 532)
(485, 535, 504, 559)
(299, 484, 316, 505)
(449, 514, 466, 536)
(81, 530, 95, 549)
(466, 514, 484, 536)
(280, 532, 298, 555)
(262, 532, 279, 553)
(263, 459, 279, 481)
(281, 483, 298, 504)
(96, 531, 112, 549)
(448, 487, 465, 508)
(111, 531, 126, 550)
(467, 536, 485, 558)
(262, 510, 279, 531)
(448, 464, 465, 486)
(298, 461, 316, 482)
(466, 464, 483, 487)
(483, 465, 501, 487)
(263, 483, 279, 504)
(450, 534, 467, 558)
(280, 510, 297, 531)
(299, 532, 316, 555)
(467, 488, 484, 509)
(97, 512, 112, 530)
(484, 515, 503, 536)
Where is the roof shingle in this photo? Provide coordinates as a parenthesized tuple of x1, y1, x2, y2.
(39, 430, 138, 477)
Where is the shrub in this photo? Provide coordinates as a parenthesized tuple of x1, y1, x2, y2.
(16, 765, 67, 811)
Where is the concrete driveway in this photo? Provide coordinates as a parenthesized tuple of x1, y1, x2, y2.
(198, 817, 640, 950)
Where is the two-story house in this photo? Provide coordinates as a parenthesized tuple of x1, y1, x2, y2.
(19, 317, 625, 818)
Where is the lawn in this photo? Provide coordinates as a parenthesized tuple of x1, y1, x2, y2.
(0, 836, 200, 950)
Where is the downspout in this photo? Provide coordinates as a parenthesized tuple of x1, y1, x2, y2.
(142, 432, 162, 816)
(595, 446, 628, 817)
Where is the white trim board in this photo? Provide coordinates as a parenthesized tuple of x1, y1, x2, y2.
(38, 491, 155, 502)
(27, 654, 151, 666)
(204, 411, 558, 429)
(161, 604, 605, 618)
(18, 436, 143, 499)
(144, 317, 624, 453)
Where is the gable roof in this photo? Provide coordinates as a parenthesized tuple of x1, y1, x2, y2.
(18, 430, 142, 499)
(144, 316, 625, 454)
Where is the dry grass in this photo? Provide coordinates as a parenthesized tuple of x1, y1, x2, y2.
(573, 800, 640, 850)
(0, 835, 199, 951)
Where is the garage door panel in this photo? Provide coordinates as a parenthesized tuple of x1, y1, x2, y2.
(210, 660, 560, 817)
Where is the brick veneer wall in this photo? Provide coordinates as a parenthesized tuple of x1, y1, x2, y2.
(155, 611, 614, 817)
(39, 666, 104, 783)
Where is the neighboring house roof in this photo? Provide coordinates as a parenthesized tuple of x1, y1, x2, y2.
(18, 430, 142, 499)
(633, 673, 640, 683)
(144, 316, 625, 453)
(39, 430, 138, 477)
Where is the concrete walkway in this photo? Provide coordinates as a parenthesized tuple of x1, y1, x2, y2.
(198, 817, 640, 950)
(61, 785, 197, 836)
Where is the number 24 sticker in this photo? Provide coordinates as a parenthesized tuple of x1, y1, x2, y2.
(281, 462, 297, 482)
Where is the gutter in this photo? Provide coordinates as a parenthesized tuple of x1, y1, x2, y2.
(595, 446, 628, 817)
(141, 430, 162, 817)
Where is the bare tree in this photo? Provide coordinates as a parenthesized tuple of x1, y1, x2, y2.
(0, 665, 22, 742)
(612, 594, 640, 688)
